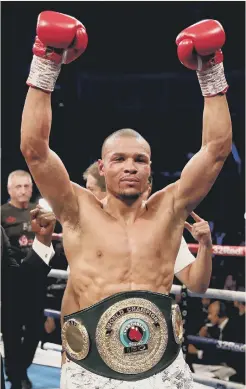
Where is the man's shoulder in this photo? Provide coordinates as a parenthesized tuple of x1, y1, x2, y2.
(1, 203, 12, 221)
(60, 182, 97, 226)
(226, 316, 237, 329)
(1, 202, 10, 211)
(147, 183, 177, 208)
(71, 182, 101, 205)
(71, 182, 89, 196)
(1, 225, 7, 240)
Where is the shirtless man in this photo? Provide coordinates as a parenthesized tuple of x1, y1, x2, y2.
(81, 164, 212, 293)
(63, 166, 212, 333)
(20, 11, 232, 389)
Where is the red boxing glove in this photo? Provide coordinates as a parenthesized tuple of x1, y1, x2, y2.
(176, 20, 228, 97)
(35, 11, 88, 64)
(176, 19, 225, 70)
(27, 11, 88, 92)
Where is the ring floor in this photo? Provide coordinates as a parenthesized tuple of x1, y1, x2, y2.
(4, 365, 211, 389)
(1, 341, 214, 389)
(5, 364, 60, 389)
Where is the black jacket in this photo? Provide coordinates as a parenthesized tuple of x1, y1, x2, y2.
(1, 225, 51, 328)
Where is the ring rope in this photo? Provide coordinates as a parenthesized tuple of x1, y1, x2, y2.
(44, 309, 245, 354)
(47, 269, 246, 303)
(46, 238, 245, 387)
(188, 244, 245, 257)
(40, 341, 245, 389)
(192, 374, 246, 389)
(51, 234, 246, 257)
(45, 309, 60, 319)
(44, 307, 245, 387)
(171, 285, 246, 303)
(49, 269, 68, 279)
(187, 335, 246, 353)
(42, 342, 62, 353)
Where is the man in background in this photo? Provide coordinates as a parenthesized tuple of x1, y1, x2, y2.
(191, 301, 244, 382)
(1, 170, 36, 263)
(233, 295, 246, 344)
(232, 293, 245, 383)
(1, 170, 39, 388)
(2, 206, 56, 389)
(83, 161, 106, 200)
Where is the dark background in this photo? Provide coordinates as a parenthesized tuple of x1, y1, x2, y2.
(2, 1, 245, 238)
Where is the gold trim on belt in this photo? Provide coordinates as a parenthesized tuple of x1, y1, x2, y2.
(62, 295, 183, 375)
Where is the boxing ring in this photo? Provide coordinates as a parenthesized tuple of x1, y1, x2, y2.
(43, 242, 245, 389)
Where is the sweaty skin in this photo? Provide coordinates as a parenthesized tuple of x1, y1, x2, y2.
(62, 184, 183, 314)
(60, 183, 184, 366)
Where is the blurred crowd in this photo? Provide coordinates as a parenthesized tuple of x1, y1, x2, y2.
(1, 168, 245, 389)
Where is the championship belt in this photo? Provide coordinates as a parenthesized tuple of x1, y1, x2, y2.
(62, 291, 183, 381)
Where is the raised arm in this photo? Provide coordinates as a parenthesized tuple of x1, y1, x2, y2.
(174, 20, 232, 215)
(20, 11, 88, 222)
(21, 88, 76, 221)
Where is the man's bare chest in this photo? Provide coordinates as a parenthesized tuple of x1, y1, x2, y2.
(67, 205, 176, 259)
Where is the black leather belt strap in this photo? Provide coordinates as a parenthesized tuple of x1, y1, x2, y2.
(63, 290, 181, 381)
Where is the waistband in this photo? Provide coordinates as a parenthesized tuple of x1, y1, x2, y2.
(62, 290, 183, 381)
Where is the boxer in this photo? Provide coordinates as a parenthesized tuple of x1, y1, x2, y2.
(20, 11, 232, 388)
(61, 167, 213, 371)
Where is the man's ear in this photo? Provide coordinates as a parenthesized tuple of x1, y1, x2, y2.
(98, 159, 104, 176)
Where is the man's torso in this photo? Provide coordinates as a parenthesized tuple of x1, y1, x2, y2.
(1, 202, 36, 261)
(62, 187, 185, 312)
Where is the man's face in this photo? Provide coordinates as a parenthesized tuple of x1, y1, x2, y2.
(86, 174, 106, 200)
(99, 137, 151, 200)
(207, 303, 219, 325)
(8, 176, 33, 204)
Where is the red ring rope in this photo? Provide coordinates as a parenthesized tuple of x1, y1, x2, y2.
(51, 233, 245, 257)
(188, 243, 245, 257)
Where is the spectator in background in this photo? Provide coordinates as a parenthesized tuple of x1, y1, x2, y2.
(206, 301, 234, 341)
(1, 170, 36, 264)
(82, 161, 106, 200)
(231, 294, 245, 384)
(1, 170, 38, 388)
(1, 206, 56, 389)
(224, 274, 237, 291)
(189, 300, 244, 380)
(233, 296, 245, 344)
(206, 300, 245, 384)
